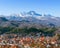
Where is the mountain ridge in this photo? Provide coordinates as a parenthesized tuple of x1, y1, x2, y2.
(0, 11, 60, 27)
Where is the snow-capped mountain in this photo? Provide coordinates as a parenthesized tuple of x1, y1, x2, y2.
(0, 11, 60, 27)
(27, 11, 42, 16)
(5, 11, 59, 21)
(5, 11, 52, 20)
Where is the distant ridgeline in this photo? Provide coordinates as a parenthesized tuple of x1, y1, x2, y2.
(0, 11, 60, 36)
(0, 16, 57, 36)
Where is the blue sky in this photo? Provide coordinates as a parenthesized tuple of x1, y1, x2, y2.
(0, 0, 60, 17)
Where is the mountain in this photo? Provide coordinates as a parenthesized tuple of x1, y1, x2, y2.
(5, 11, 49, 21)
(0, 11, 60, 28)
(0, 17, 8, 21)
(27, 11, 42, 16)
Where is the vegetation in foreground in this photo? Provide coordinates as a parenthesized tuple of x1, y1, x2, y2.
(0, 26, 57, 36)
(0, 26, 60, 48)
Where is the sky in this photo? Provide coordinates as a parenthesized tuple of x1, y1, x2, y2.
(0, 0, 60, 17)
